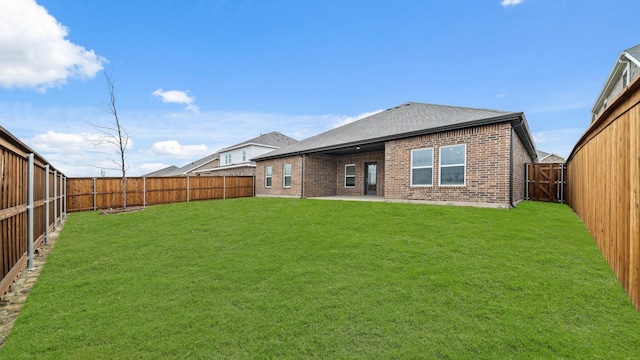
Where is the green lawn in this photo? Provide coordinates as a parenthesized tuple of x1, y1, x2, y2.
(1, 198, 639, 359)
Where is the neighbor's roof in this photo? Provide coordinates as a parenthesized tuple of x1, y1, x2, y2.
(164, 152, 220, 176)
(219, 131, 298, 152)
(625, 44, 640, 61)
(142, 165, 179, 177)
(536, 150, 565, 162)
(253, 102, 536, 161)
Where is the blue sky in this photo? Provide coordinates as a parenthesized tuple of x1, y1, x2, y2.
(1, 0, 639, 177)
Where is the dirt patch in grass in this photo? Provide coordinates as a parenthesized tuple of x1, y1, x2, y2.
(100, 206, 145, 215)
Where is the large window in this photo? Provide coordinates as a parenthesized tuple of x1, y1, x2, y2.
(439, 144, 466, 186)
(283, 164, 292, 187)
(224, 153, 232, 164)
(411, 148, 433, 186)
(265, 166, 272, 187)
(345, 164, 355, 187)
(242, 150, 247, 162)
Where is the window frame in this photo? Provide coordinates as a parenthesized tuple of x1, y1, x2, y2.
(438, 144, 467, 187)
(344, 164, 356, 187)
(265, 166, 272, 188)
(283, 164, 292, 188)
(410, 148, 434, 186)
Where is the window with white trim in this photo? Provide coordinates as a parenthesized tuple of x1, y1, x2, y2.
(439, 144, 466, 186)
(345, 164, 356, 187)
(265, 166, 272, 187)
(242, 150, 247, 162)
(283, 164, 292, 187)
(225, 153, 232, 164)
(411, 148, 433, 186)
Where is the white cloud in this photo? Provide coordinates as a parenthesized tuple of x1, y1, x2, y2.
(0, 0, 106, 90)
(501, 0, 524, 6)
(531, 128, 585, 158)
(149, 140, 210, 158)
(152, 89, 200, 113)
(25, 130, 135, 177)
(331, 109, 384, 129)
(28, 130, 127, 154)
(138, 163, 173, 173)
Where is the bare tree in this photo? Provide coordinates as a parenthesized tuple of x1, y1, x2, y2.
(89, 71, 130, 208)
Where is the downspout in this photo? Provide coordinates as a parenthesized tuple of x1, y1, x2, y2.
(510, 118, 525, 208)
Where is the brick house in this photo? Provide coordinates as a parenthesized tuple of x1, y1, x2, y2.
(252, 102, 537, 208)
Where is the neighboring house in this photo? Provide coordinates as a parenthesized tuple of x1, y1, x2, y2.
(252, 102, 537, 208)
(194, 131, 298, 176)
(591, 43, 640, 122)
(536, 150, 566, 164)
(141, 165, 179, 177)
(161, 153, 221, 177)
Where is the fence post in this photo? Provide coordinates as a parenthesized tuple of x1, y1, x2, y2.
(525, 163, 530, 200)
(223, 176, 226, 200)
(45, 165, 50, 245)
(560, 164, 565, 204)
(53, 170, 57, 231)
(143, 177, 146, 207)
(27, 154, 35, 270)
(93, 177, 97, 210)
(59, 173, 63, 221)
(63, 176, 67, 218)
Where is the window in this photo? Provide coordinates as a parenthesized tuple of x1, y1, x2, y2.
(283, 164, 292, 187)
(439, 144, 466, 186)
(411, 148, 433, 186)
(242, 150, 247, 162)
(265, 166, 272, 187)
(345, 164, 356, 187)
(224, 153, 232, 164)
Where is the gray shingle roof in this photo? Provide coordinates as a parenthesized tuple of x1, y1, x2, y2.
(142, 165, 179, 177)
(253, 102, 535, 160)
(165, 152, 220, 175)
(625, 44, 640, 61)
(220, 131, 298, 151)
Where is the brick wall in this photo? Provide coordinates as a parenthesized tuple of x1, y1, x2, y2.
(335, 151, 385, 196)
(302, 154, 338, 197)
(385, 123, 513, 205)
(511, 129, 533, 203)
(255, 155, 303, 197)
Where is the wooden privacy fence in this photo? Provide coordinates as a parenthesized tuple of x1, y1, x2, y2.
(566, 74, 640, 311)
(66, 176, 255, 212)
(525, 163, 566, 203)
(1, 126, 66, 298)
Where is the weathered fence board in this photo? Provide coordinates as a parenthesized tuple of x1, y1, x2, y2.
(525, 163, 566, 203)
(66, 176, 254, 212)
(566, 74, 640, 311)
(1, 126, 66, 298)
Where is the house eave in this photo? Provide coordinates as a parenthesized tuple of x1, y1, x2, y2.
(591, 51, 639, 117)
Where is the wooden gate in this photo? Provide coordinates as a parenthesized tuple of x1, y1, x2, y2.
(525, 163, 566, 203)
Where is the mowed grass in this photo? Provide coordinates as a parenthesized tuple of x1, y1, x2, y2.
(1, 198, 639, 359)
